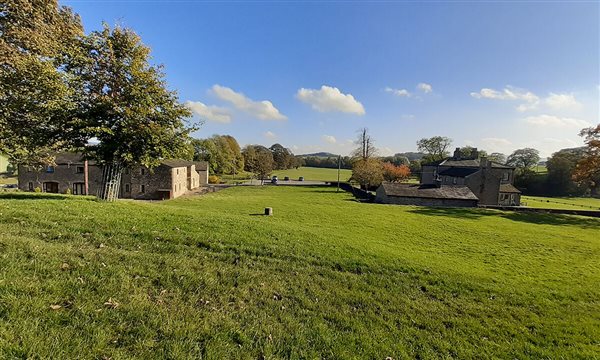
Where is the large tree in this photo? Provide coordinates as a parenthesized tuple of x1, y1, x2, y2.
(488, 152, 507, 164)
(546, 148, 586, 196)
(0, 0, 87, 164)
(417, 136, 452, 162)
(506, 148, 540, 173)
(573, 124, 600, 197)
(79, 25, 193, 200)
(270, 143, 295, 170)
(242, 145, 274, 184)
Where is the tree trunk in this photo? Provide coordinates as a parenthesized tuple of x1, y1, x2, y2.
(99, 162, 123, 201)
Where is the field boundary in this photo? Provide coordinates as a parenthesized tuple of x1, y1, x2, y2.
(480, 205, 600, 218)
(327, 182, 375, 201)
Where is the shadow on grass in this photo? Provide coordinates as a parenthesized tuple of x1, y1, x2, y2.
(408, 207, 600, 228)
(0, 192, 96, 201)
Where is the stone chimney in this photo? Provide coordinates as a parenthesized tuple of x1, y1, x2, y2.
(453, 147, 462, 160)
(470, 147, 479, 160)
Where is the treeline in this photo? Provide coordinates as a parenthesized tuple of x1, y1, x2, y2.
(191, 135, 299, 176)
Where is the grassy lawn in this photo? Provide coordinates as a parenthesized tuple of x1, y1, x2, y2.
(0, 187, 599, 358)
(522, 195, 600, 210)
(272, 166, 352, 182)
(0, 175, 17, 185)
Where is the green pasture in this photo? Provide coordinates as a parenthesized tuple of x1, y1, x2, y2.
(0, 186, 598, 358)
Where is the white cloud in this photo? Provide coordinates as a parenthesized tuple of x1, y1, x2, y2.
(471, 86, 539, 103)
(524, 114, 591, 128)
(545, 93, 581, 110)
(401, 114, 415, 120)
(296, 85, 365, 115)
(185, 101, 232, 123)
(211, 85, 286, 120)
(385, 87, 411, 97)
(264, 131, 276, 139)
(471, 86, 585, 113)
(417, 83, 433, 93)
(321, 135, 337, 144)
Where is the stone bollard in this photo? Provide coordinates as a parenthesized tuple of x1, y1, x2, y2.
(264, 207, 273, 216)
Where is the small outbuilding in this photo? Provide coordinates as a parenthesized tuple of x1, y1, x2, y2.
(498, 183, 521, 206)
(375, 182, 479, 207)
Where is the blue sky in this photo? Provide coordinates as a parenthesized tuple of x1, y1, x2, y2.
(62, 1, 599, 157)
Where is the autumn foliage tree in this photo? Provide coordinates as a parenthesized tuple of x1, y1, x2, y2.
(382, 163, 411, 182)
(351, 158, 384, 189)
(573, 124, 600, 197)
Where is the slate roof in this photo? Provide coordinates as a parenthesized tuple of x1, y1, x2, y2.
(160, 159, 196, 168)
(499, 183, 521, 193)
(54, 153, 94, 165)
(438, 167, 480, 177)
(379, 183, 479, 200)
(439, 158, 514, 169)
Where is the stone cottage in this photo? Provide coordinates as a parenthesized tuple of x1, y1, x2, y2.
(18, 153, 209, 200)
(376, 147, 521, 207)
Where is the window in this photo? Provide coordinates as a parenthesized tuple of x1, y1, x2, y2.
(76, 166, 84, 174)
(176, 169, 179, 175)
(27, 167, 32, 173)
(141, 168, 145, 175)
(124, 168, 130, 175)
(141, 184, 145, 193)
(503, 172, 509, 181)
(28, 182, 33, 191)
(73, 183, 85, 195)
(452, 177, 457, 185)
(125, 183, 130, 192)
(46, 166, 55, 173)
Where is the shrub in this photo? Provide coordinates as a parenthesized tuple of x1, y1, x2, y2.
(65, 188, 72, 195)
(208, 175, 220, 184)
(34, 187, 41, 193)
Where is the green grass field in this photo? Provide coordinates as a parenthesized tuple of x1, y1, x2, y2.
(272, 167, 352, 182)
(1, 187, 599, 358)
(0, 175, 17, 185)
(522, 195, 600, 210)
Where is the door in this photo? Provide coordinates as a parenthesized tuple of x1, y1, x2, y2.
(73, 182, 85, 195)
(43, 182, 59, 193)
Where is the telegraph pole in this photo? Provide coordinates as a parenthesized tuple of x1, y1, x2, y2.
(337, 155, 341, 192)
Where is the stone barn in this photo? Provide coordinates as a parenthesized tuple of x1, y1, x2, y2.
(375, 182, 479, 207)
(19, 153, 202, 200)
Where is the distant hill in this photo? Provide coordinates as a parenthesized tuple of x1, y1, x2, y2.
(394, 152, 425, 161)
(298, 152, 338, 158)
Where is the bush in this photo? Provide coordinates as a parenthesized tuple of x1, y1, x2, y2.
(208, 175, 220, 184)
(34, 187, 41, 193)
(65, 188, 71, 195)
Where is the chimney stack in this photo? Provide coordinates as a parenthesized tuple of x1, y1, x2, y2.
(453, 147, 462, 160)
(470, 147, 479, 160)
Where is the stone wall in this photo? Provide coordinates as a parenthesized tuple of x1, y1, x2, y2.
(197, 168, 209, 185)
(128, 165, 173, 200)
(18, 164, 103, 195)
(376, 193, 478, 207)
(464, 170, 501, 206)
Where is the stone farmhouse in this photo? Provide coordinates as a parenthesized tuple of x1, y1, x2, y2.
(18, 153, 209, 200)
(376, 147, 521, 207)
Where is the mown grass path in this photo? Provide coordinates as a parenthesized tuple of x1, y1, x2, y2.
(0, 187, 599, 359)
